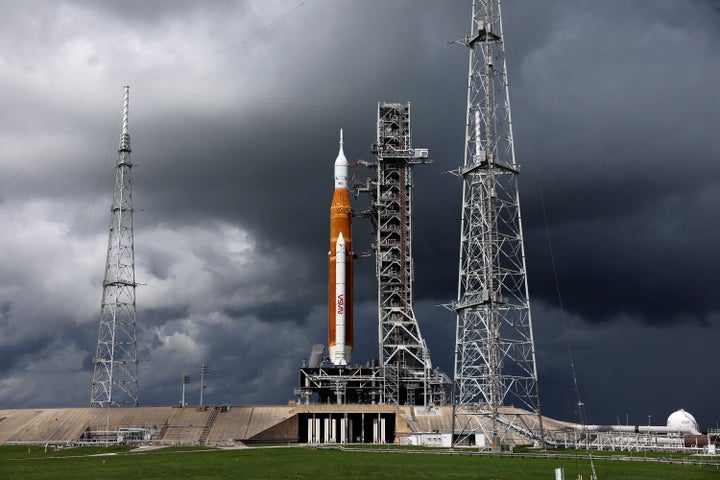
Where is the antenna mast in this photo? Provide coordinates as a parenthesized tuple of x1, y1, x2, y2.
(90, 86, 139, 407)
(451, 1, 543, 446)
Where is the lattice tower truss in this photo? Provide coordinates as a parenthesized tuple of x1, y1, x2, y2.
(90, 86, 139, 407)
(359, 102, 447, 406)
(451, 1, 543, 446)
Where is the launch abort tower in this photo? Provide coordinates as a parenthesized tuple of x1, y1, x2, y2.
(451, 0, 543, 445)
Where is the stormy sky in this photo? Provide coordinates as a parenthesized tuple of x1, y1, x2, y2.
(1, 0, 719, 432)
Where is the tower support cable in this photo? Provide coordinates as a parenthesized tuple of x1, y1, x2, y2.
(539, 188, 597, 476)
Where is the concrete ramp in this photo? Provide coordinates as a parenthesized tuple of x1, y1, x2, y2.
(2, 408, 97, 443)
(0, 410, 56, 444)
(408, 406, 454, 433)
(204, 406, 255, 443)
(244, 407, 294, 439)
(0, 407, 216, 445)
(0, 406, 300, 446)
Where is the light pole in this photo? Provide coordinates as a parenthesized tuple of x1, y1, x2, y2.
(200, 364, 209, 406)
(181, 374, 190, 407)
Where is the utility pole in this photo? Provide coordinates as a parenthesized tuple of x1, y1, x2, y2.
(200, 364, 209, 406)
(90, 86, 139, 407)
(181, 374, 190, 407)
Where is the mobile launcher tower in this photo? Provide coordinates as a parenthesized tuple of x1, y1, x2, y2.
(297, 103, 451, 406)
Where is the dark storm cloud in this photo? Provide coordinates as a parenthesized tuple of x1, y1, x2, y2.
(508, 0, 720, 328)
(0, 0, 718, 431)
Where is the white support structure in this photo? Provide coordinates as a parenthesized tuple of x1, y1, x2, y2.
(451, 1, 543, 446)
(90, 86, 139, 407)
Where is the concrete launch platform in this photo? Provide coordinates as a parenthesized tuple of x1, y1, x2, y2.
(0, 405, 573, 447)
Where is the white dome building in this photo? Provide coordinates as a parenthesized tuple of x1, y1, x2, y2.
(666, 409, 700, 435)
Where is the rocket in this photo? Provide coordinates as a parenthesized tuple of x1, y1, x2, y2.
(328, 130, 353, 366)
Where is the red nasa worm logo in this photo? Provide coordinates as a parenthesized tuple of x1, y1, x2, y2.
(337, 294, 344, 315)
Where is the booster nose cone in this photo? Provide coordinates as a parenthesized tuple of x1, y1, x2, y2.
(334, 129, 348, 189)
(336, 231, 346, 251)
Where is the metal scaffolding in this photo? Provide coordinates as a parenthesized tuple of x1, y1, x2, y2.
(451, 1, 543, 446)
(90, 86, 139, 407)
(358, 102, 449, 406)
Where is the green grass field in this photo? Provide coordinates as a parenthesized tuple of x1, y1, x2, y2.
(1, 445, 718, 480)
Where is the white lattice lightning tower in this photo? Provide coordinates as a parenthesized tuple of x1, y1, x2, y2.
(90, 86, 139, 407)
(452, 1, 543, 445)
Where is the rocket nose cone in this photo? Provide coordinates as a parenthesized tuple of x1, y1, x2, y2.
(334, 129, 348, 188)
(335, 134, 348, 167)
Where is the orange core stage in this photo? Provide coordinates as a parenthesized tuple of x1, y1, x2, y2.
(328, 130, 353, 365)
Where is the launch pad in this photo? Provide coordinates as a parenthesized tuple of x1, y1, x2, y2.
(0, 405, 567, 447)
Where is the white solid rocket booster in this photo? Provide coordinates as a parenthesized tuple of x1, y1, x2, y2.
(334, 232, 347, 365)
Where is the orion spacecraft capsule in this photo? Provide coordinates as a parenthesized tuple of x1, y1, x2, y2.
(328, 130, 353, 366)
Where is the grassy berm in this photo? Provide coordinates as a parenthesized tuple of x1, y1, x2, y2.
(1, 445, 718, 480)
